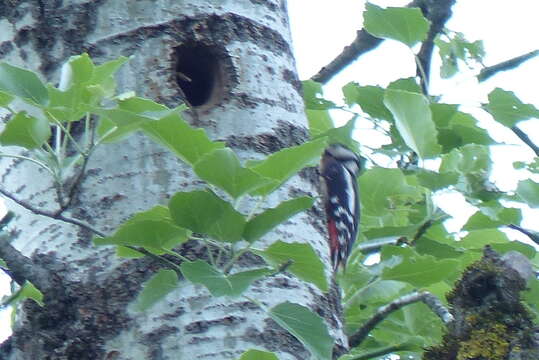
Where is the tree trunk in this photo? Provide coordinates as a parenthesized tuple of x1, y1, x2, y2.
(0, 1, 346, 359)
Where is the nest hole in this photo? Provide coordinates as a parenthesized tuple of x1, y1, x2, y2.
(174, 43, 222, 107)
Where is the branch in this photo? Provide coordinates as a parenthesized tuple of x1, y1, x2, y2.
(511, 126, 539, 157)
(0, 187, 106, 237)
(0, 233, 54, 292)
(357, 237, 402, 253)
(348, 291, 452, 348)
(478, 49, 539, 82)
(347, 345, 409, 360)
(311, 0, 455, 85)
(421, 291, 454, 324)
(508, 224, 539, 245)
(311, 30, 383, 84)
(415, 0, 457, 94)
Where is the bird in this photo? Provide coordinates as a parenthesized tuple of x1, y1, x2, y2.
(319, 143, 361, 271)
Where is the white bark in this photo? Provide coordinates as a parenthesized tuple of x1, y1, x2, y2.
(0, 1, 346, 359)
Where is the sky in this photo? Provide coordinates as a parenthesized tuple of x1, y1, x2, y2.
(1, 0, 539, 344)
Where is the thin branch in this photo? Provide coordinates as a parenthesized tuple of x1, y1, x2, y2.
(0, 187, 106, 237)
(0, 233, 54, 292)
(61, 152, 90, 211)
(0, 189, 189, 275)
(347, 345, 409, 360)
(511, 126, 539, 157)
(478, 49, 539, 82)
(0, 153, 55, 177)
(415, 0, 456, 94)
(127, 246, 183, 274)
(311, 30, 383, 84)
(311, 0, 455, 85)
(357, 237, 402, 253)
(348, 291, 452, 348)
(508, 224, 539, 245)
(421, 291, 454, 324)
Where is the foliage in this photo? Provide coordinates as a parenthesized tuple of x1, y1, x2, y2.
(0, 2, 538, 360)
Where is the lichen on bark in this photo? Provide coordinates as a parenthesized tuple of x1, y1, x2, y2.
(424, 246, 539, 360)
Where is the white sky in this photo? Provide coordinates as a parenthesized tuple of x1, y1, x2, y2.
(1, 0, 539, 345)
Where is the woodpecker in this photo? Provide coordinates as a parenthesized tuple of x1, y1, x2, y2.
(319, 144, 361, 271)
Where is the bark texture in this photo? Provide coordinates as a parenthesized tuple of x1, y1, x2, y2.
(0, 1, 346, 359)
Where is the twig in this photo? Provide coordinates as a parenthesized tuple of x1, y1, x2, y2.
(357, 237, 402, 253)
(421, 291, 453, 324)
(346, 345, 409, 360)
(508, 224, 539, 245)
(311, 0, 450, 85)
(0, 188, 189, 275)
(415, 0, 456, 94)
(61, 153, 90, 211)
(0, 187, 106, 237)
(126, 246, 183, 274)
(311, 30, 383, 84)
(348, 291, 452, 348)
(511, 126, 539, 157)
(0, 233, 53, 292)
(478, 49, 539, 82)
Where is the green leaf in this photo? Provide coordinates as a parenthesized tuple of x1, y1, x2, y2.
(416, 169, 458, 190)
(7, 281, 45, 307)
(237, 349, 279, 360)
(0, 62, 49, 105)
(91, 56, 128, 96)
(435, 37, 458, 79)
(387, 77, 422, 93)
(257, 241, 328, 292)
(142, 112, 225, 165)
(342, 83, 393, 121)
(382, 256, 459, 287)
(383, 89, 440, 159)
(194, 148, 271, 199)
(249, 138, 327, 195)
(95, 108, 153, 143)
(169, 191, 246, 242)
(181, 260, 226, 294)
(360, 167, 422, 224)
(463, 207, 522, 231)
(459, 229, 510, 249)
(314, 119, 359, 152)
(0, 111, 51, 149)
(21, 281, 44, 306)
(516, 179, 539, 208)
(225, 268, 272, 296)
(363, 3, 430, 47)
(61, 53, 95, 89)
(0, 90, 14, 106)
(302, 80, 336, 110)
(116, 245, 145, 258)
(135, 269, 179, 311)
(181, 260, 269, 297)
(269, 302, 333, 360)
(243, 197, 315, 243)
(117, 96, 169, 113)
(490, 241, 536, 260)
(484, 88, 539, 127)
(346, 280, 409, 309)
(93, 220, 189, 254)
(306, 108, 334, 138)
